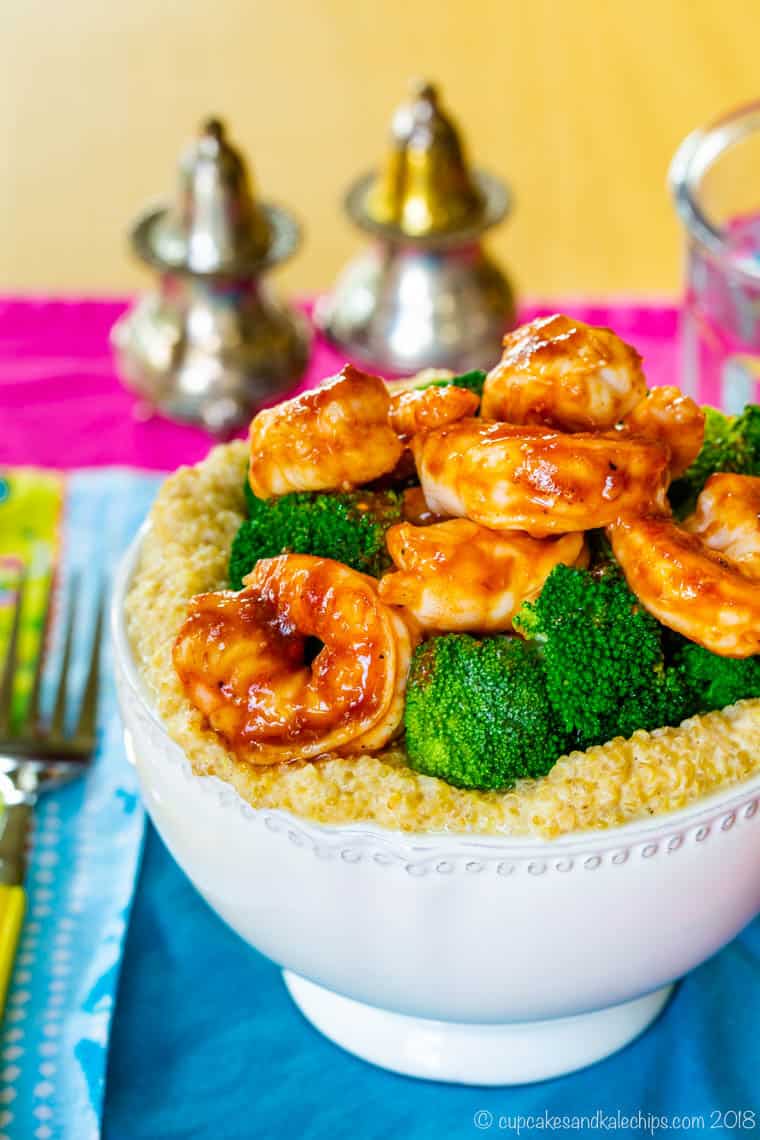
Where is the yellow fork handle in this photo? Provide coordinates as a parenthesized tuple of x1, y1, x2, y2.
(0, 886, 25, 1016)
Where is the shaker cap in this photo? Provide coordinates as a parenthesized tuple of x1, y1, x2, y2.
(347, 81, 510, 244)
(131, 117, 300, 275)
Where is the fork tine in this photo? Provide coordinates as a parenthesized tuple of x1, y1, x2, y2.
(0, 570, 26, 737)
(25, 570, 55, 736)
(74, 583, 105, 744)
(49, 574, 79, 740)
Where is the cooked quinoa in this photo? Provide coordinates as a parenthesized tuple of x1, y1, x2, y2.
(125, 439, 760, 838)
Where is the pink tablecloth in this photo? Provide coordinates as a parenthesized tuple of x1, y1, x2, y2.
(0, 297, 681, 471)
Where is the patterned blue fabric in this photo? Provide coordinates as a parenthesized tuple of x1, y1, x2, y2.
(0, 470, 160, 1140)
(105, 830, 760, 1139)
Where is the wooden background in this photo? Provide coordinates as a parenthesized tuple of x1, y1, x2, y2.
(2, 0, 757, 297)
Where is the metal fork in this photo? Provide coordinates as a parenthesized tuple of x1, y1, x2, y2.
(0, 570, 105, 1014)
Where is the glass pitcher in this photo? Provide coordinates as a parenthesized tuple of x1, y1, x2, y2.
(670, 99, 760, 411)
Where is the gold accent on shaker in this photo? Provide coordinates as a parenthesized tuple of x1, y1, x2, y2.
(365, 81, 485, 237)
(316, 80, 515, 374)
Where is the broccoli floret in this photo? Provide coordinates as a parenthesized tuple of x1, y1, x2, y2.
(403, 634, 569, 790)
(514, 564, 696, 747)
(674, 642, 760, 712)
(229, 488, 403, 589)
(669, 404, 760, 517)
(611, 668, 697, 743)
(414, 369, 487, 399)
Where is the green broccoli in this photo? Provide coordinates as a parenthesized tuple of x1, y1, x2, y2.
(669, 404, 760, 517)
(413, 369, 487, 400)
(403, 634, 569, 790)
(229, 487, 403, 590)
(514, 564, 696, 747)
(673, 642, 760, 712)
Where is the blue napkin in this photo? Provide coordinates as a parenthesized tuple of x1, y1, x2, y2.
(10, 470, 757, 1138)
(0, 469, 160, 1140)
(105, 828, 760, 1137)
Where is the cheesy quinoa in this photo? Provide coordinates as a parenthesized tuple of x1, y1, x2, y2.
(125, 439, 760, 839)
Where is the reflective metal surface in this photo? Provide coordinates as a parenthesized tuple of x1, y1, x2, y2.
(136, 117, 277, 275)
(113, 117, 309, 434)
(363, 81, 485, 237)
(345, 169, 509, 248)
(114, 273, 310, 435)
(316, 241, 514, 375)
(318, 81, 515, 373)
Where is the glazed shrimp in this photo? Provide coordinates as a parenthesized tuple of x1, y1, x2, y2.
(388, 385, 479, 442)
(608, 487, 760, 657)
(173, 555, 419, 765)
(401, 485, 447, 525)
(622, 386, 705, 477)
(481, 314, 647, 431)
(412, 419, 669, 537)
(378, 519, 587, 631)
(683, 473, 760, 574)
(248, 365, 403, 498)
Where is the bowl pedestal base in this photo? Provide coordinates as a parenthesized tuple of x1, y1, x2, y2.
(283, 972, 674, 1085)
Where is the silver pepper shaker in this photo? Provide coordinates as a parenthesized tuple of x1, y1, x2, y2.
(112, 118, 310, 435)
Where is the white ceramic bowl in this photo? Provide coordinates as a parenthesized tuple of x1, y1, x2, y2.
(113, 532, 760, 1085)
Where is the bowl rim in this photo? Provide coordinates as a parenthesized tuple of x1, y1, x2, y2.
(113, 524, 760, 857)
